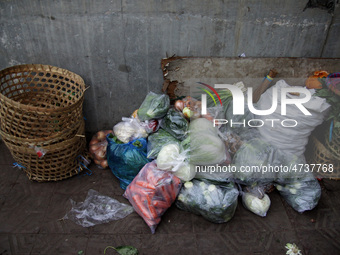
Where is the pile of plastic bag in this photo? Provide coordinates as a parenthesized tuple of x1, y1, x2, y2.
(86, 77, 333, 233)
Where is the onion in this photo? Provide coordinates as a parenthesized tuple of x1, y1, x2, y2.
(95, 149, 106, 160)
(100, 160, 108, 169)
(96, 131, 106, 141)
(183, 107, 194, 118)
(89, 138, 99, 146)
(89, 144, 99, 153)
(94, 159, 101, 165)
(174, 100, 184, 112)
(183, 96, 193, 107)
(104, 130, 113, 135)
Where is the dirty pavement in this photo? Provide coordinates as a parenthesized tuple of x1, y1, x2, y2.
(0, 140, 339, 255)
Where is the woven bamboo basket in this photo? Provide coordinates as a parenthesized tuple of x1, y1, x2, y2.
(0, 64, 86, 139)
(0, 120, 82, 148)
(307, 136, 340, 179)
(2, 120, 89, 182)
(324, 127, 340, 159)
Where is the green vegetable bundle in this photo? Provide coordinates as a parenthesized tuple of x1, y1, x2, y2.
(137, 92, 170, 121)
(147, 129, 180, 159)
(275, 176, 321, 213)
(314, 77, 340, 125)
(232, 138, 277, 185)
(186, 118, 229, 165)
(176, 179, 239, 223)
(160, 108, 189, 140)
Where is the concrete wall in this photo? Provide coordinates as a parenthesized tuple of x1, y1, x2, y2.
(0, 0, 339, 133)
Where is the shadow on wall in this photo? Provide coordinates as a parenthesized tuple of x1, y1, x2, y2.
(304, 0, 339, 13)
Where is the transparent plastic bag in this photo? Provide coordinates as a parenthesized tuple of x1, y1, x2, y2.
(114, 118, 148, 143)
(89, 130, 113, 169)
(32, 146, 47, 158)
(219, 129, 244, 157)
(123, 161, 181, 234)
(107, 134, 150, 189)
(140, 119, 160, 134)
(63, 189, 134, 227)
(232, 138, 279, 186)
(113, 117, 148, 144)
(275, 174, 321, 213)
(241, 186, 271, 217)
(147, 129, 180, 159)
(156, 143, 196, 182)
(160, 108, 189, 141)
(137, 92, 170, 121)
(176, 179, 239, 223)
(186, 118, 230, 166)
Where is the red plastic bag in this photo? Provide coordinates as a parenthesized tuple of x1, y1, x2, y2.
(124, 161, 181, 234)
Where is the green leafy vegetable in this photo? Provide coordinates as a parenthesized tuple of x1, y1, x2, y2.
(176, 179, 239, 223)
(147, 129, 180, 159)
(275, 177, 321, 213)
(174, 162, 196, 182)
(187, 118, 228, 165)
(205, 89, 233, 113)
(104, 245, 138, 255)
(232, 138, 278, 185)
(160, 108, 189, 140)
(193, 87, 233, 113)
(137, 92, 170, 121)
(314, 78, 340, 123)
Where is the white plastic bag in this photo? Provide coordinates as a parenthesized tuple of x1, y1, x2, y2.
(113, 117, 148, 143)
(256, 80, 330, 156)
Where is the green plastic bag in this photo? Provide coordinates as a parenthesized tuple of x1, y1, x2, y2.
(137, 92, 170, 121)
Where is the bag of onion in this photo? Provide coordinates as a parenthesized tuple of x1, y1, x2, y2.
(89, 130, 113, 169)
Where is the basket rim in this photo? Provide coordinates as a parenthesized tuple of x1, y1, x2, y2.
(0, 64, 86, 113)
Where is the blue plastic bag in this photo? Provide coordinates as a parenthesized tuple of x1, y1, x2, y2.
(107, 134, 151, 189)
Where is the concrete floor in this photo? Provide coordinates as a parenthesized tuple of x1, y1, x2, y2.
(0, 140, 340, 255)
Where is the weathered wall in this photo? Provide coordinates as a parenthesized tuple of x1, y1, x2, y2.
(0, 0, 339, 133)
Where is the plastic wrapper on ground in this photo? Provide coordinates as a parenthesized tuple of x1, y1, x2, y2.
(63, 189, 134, 227)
